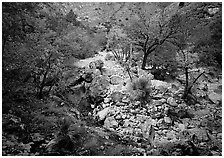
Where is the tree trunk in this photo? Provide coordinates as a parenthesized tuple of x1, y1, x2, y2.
(182, 67, 189, 99)
(141, 53, 148, 70)
(38, 69, 49, 99)
(38, 54, 52, 99)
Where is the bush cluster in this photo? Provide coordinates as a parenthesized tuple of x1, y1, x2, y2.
(130, 77, 152, 104)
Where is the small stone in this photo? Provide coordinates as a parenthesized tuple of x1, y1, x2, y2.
(160, 98, 167, 103)
(130, 116, 135, 121)
(130, 109, 135, 113)
(122, 114, 127, 119)
(178, 123, 185, 131)
(164, 116, 172, 124)
(115, 114, 122, 120)
(157, 118, 164, 124)
(135, 108, 140, 113)
(135, 101, 141, 106)
(91, 104, 95, 109)
(217, 133, 222, 139)
(104, 97, 110, 103)
(151, 100, 163, 106)
(155, 113, 162, 119)
(152, 93, 163, 99)
(157, 105, 162, 110)
(116, 102, 126, 106)
(123, 119, 131, 127)
(100, 146, 104, 150)
(167, 97, 178, 107)
(211, 151, 220, 156)
(122, 97, 130, 103)
(151, 119, 157, 126)
(102, 103, 109, 108)
(164, 107, 169, 115)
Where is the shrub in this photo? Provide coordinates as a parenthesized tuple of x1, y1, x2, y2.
(130, 77, 152, 104)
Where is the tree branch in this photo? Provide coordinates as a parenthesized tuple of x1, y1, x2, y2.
(186, 71, 205, 95)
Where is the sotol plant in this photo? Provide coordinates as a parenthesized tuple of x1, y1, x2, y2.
(130, 77, 152, 104)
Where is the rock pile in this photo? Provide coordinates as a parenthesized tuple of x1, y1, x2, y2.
(62, 56, 222, 156)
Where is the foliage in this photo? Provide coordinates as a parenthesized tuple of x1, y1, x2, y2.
(2, 2, 222, 156)
(122, 3, 182, 69)
(163, 2, 222, 101)
(130, 77, 152, 104)
(193, 4, 222, 68)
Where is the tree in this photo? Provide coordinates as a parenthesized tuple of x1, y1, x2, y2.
(2, 2, 39, 54)
(193, 3, 222, 68)
(123, 2, 183, 70)
(165, 2, 221, 102)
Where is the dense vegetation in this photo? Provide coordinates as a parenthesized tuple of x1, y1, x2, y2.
(2, 2, 222, 156)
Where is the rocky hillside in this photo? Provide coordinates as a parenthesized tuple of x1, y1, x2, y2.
(53, 51, 222, 155)
(2, 51, 222, 156)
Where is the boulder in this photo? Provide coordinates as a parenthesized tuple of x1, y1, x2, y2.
(137, 69, 154, 80)
(183, 128, 209, 142)
(110, 91, 124, 103)
(81, 69, 95, 83)
(151, 80, 170, 90)
(104, 53, 114, 61)
(177, 123, 185, 131)
(88, 75, 110, 99)
(67, 84, 86, 106)
(104, 116, 118, 129)
(97, 107, 111, 121)
(123, 119, 135, 127)
(167, 97, 178, 107)
(110, 75, 123, 85)
(164, 116, 172, 124)
(151, 99, 164, 106)
(89, 59, 104, 70)
(208, 92, 222, 104)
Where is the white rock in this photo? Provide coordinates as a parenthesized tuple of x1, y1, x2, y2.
(97, 107, 110, 121)
(208, 92, 222, 103)
(91, 104, 95, 109)
(104, 97, 110, 103)
(167, 97, 178, 107)
(164, 116, 172, 124)
(115, 114, 122, 120)
(122, 114, 127, 119)
(178, 123, 185, 131)
(151, 100, 163, 106)
(135, 101, 141, 106)
(151, 119, 157, 126)
(160, 98, 167, 103)
(164, 106, 169, 114)
(102, 103, 109, 108)
(217, 133, 222, 139)
(104, 116, 118, 129)
(110, 75, 123, 85)
(151, 80, 170, 89)
(122, 98, 130, 103)
(157, 118, 164, 124)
